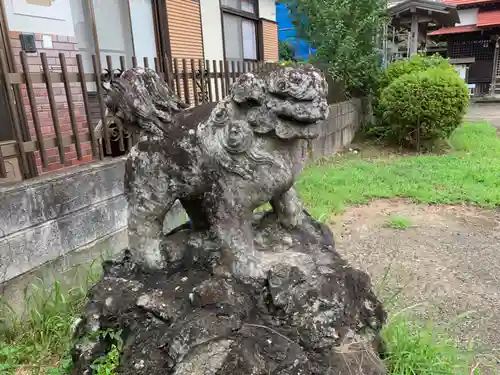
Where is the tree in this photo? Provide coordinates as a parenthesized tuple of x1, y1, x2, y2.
(279, 41, 295, 61)
(282, 0, 388, 94)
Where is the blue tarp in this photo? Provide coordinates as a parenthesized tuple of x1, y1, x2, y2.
(276, 3, 316, 60)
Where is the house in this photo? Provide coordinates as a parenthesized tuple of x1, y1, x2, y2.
(0, 0, 278, 181)
(428, 0, 500, 96)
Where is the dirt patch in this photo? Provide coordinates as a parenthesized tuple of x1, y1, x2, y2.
(330, 199, 500, 361)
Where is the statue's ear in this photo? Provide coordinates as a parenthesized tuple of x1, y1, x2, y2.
(100, 69, 112, 91)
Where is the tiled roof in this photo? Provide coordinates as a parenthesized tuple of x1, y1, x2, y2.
(428, 24, 480, 35)
(477, 8, 500, 26)
(443, 0, 497, 5)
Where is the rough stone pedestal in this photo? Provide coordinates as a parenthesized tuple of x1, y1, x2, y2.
(71, 212, 387, 375)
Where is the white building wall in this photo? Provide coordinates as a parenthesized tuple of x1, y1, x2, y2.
(4, 0, 75, 36)
(200, 0, 225, 100)
(200, 0, 225, 62)
(456, 8, 478, 26)
(258, 0, 276, 22)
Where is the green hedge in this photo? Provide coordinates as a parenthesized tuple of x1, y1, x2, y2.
(378, 54, 454, 92)
(379, 67, 469, 149)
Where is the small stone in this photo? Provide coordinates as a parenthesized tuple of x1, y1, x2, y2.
(134, 359, 145, 369)
(175, 286, 180, 291)
(137, 294, 151, 307)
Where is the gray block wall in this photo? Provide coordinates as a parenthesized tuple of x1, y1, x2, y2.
(0, 158, 186, 312)
(308, 97, 371, 159)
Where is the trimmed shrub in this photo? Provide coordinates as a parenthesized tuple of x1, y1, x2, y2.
(378, 54, 453, 92)
(379, 67, 469, 150)
(369, 55, 457, 139)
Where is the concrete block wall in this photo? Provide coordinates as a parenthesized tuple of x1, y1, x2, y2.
(309, 97, 371, 159)
(0, 158, 186, 312)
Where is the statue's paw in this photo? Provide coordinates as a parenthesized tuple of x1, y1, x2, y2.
(278, 211, 304, 229)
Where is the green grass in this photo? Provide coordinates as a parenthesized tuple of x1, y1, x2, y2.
(385, 215, 412, 229)
(382, 313, 481, 375)
(0, 265, 101, 374)
(297, 121, 500, 220)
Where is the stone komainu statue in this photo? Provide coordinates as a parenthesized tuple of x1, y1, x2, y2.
(74, 65, 387, 375)
(102, 65, 329, 278)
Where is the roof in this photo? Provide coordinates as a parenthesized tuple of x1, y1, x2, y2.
(477, 8, 500, 26)
(428, 6, 500, 35)
(428, 24, 480, 35)
(443, 0, 498, 5)
(388, 0, 460, 26)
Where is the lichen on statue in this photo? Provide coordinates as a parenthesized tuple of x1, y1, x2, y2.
(102, 64, 329, 279)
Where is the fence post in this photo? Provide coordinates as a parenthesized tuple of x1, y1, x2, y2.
(0, 50, 30, 179)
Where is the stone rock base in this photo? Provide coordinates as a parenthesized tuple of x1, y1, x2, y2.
(71, 212, 387, 375)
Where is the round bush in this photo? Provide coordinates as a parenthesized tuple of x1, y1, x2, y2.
(378, 54, 453, 91)
(379, 67, 469, 149)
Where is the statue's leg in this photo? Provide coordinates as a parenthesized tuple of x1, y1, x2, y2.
(209, 200, 265, 279)
(126, 156, 173, 269)
(271, 187, 305, 228)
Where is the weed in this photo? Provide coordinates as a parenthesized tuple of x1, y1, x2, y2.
(382, 313, 478, 375)
(385, 215, 412, 229)
(0, 262, 101, 373)
(90, 329, 123, 375)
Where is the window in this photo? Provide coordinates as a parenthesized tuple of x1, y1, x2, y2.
(221, 0, 259, 63)
(70, 0, 159, 73)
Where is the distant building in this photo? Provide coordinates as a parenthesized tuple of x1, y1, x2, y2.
(428, 0, 500, 96)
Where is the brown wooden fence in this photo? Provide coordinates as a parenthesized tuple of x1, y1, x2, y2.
(0, 51, 279, 181)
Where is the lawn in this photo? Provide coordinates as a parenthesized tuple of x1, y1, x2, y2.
(297, 121, 500, 220)
(1, 121, 498, 374)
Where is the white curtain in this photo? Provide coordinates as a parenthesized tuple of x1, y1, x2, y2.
(242, 19, 257, 60)
(223, 13, 243, 61)
(69, 0, 96, 90)
(129, 0, 158, 67)
(92, 0, 134, 70)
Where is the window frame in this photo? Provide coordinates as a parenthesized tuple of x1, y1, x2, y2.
(220, 0, 261, 63)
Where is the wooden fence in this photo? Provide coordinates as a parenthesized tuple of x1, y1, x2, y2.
(0, 51, 279, 181)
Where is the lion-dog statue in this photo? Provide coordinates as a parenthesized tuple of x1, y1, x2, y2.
(102, 64, 328, 278)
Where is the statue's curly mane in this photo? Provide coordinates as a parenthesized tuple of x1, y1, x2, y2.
(197, 66, 329, 178)
(102, 67, 188, 136)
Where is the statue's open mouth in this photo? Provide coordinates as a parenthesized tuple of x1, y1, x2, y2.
(274, 116, 320, 140)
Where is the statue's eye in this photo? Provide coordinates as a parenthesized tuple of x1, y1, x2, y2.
(290, 72, 302, 83)
(212, 106, 230, 126)
(277, 80, 287, 91)
(215, 108, 226, 119)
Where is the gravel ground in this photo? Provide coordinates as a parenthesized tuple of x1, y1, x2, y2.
(467, 103, 500, 129)
(330, 199, 500, 370)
